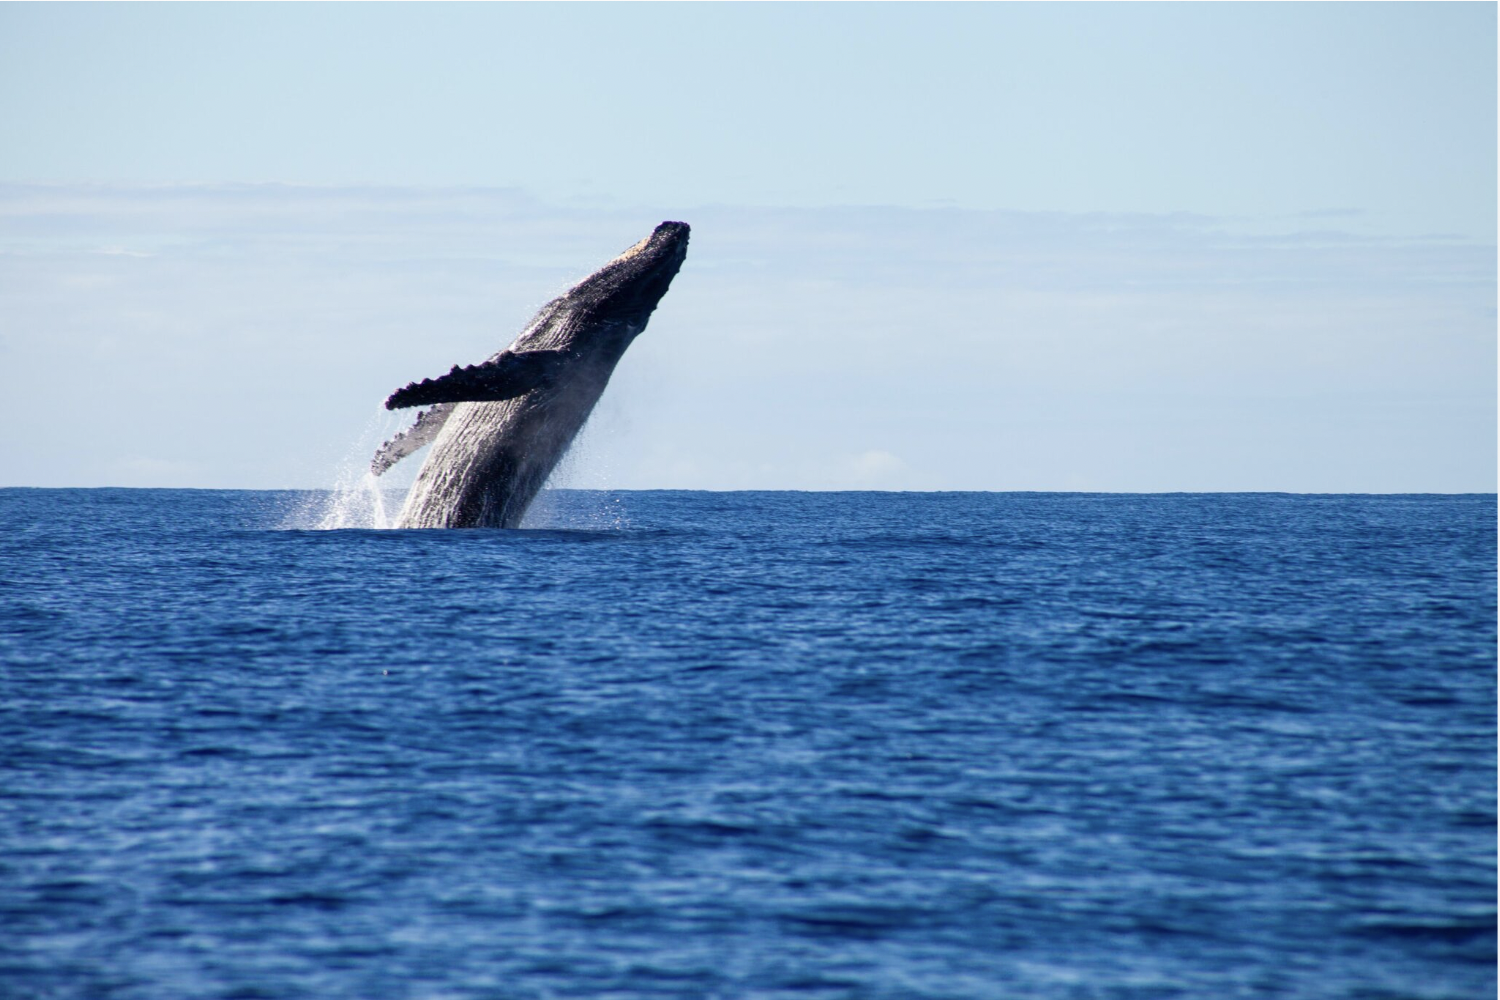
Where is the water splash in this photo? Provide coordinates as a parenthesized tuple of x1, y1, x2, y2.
(282, 405, 633, 531)
(515, 416, 630, 531)
(283, 408, 419, 529)
(315, 471, 398, 529)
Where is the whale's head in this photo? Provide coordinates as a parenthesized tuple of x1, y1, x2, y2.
(570, 221, 690, 326)
(381, 222, 690, 413)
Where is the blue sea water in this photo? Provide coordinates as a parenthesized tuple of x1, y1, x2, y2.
(0, 488, 1493, 1000)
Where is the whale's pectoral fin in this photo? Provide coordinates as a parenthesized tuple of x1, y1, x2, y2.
(384, 350, 573, 410)
(370, 404, 455, 476)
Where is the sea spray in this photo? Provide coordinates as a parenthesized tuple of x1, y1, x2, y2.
(314, 471, 398, 530)
(282, 403, 630, 531)
(513, 413, 634, 531)
(283, 408, 420, 529)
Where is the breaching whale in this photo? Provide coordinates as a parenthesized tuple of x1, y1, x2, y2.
(371, 221, 690, 528)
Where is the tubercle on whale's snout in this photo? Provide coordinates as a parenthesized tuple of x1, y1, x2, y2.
(603, 221, 689, 277)
(649, 221, 690, 256)
(585, 222, 689, 317)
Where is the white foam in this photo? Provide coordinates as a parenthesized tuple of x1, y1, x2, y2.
(283, 408, 420, 529)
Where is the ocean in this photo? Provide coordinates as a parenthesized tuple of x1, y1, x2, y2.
(0, 488, 1494, 999)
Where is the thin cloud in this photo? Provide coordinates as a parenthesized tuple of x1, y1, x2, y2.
(0, 183, 1491, 491)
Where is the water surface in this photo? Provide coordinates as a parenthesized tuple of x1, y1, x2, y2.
(1, 490, 1494, 998)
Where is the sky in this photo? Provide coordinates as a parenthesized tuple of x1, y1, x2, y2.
(0, 3, 1494, 492)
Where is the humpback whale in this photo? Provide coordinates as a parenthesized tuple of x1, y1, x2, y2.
(372, 221, 690, 528)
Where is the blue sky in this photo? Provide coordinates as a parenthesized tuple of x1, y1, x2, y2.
(0, 4, 1493, 491)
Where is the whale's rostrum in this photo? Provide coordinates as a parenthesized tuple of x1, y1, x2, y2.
(373, 221, 690, 528)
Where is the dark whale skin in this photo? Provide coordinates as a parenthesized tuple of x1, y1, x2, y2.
(386, 222, 689, 529)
